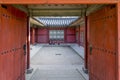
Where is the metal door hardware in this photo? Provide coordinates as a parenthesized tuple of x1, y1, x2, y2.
(23, 44, 26, 55)
(89, 44, 93, 55)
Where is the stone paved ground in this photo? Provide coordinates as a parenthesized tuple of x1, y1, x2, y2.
(26, 46, 89, 80)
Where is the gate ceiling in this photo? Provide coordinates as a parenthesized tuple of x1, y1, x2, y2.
(27, 4, 104, 16)
(13, 4, 105, 27)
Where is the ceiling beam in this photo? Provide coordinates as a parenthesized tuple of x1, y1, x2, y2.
(30, 17, 45, 27)
(29, 4, 105, 16)
(32, 12, 82, 16)
(30, 9, 82, 16)
(28, 4, 87, 10)
(1, 0, 118, 4)
(70, 17, 85, 26)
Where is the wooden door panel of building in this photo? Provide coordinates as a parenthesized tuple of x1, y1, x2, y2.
(88, 5, 117, 80)
(0, 5, 27, 80)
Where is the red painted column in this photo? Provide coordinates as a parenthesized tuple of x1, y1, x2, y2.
(30, 28, 33, 44)
(47, 28, 49, 43)
(117, 2, 120, 80)
(84, 16, 88, 69)
(79, 26, 81, 46)
(27, 16, 30, 69)
(31, 28, 35, 44)
(78, 26, 80, 45)
(35, 28, 38, 43)
(76, 26, 78, 44)
(64, 28, 67, 43)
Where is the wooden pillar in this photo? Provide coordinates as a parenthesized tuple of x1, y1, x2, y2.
(27, 16, 30, 69)
(26, 16, 33, 74)
(47, 28, 49, 43)
(84, 16, 88, 70)
(64, 28, 67, 43)
(79, 26, 81, 46)
(35, 28, 38, 43)
(76, 26, 79, 44)
(31, 27, 35, 44)
(78, 26, 80, 46)
(117, 2, 120, 80)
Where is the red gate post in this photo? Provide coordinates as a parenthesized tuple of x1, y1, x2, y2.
(26, 16, 33, 74)
(31, 27, 35, 44)
(82, 15, 88, 73)
(117, 1, 120, 80)
(64, 28, 67, 43)
(78, 25, 80, 46)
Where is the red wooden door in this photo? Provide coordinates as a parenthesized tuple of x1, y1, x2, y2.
(0, 5, 27, 80)
(88, 5, 117, 80)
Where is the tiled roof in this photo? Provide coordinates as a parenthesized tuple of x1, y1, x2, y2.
(35, 17, 79, 27)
